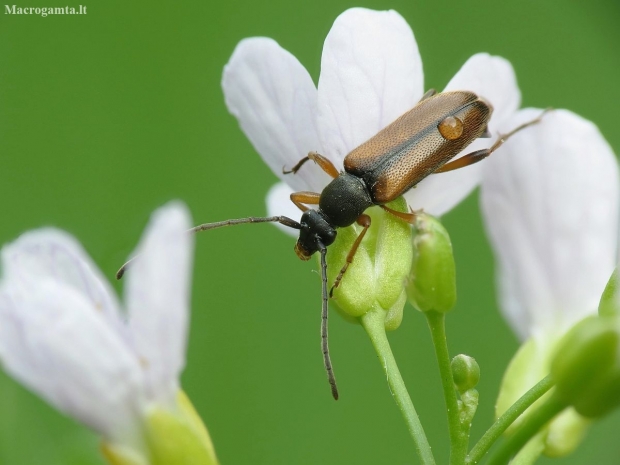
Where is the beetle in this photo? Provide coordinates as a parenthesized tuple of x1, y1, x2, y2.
(117, 90, 545, 400)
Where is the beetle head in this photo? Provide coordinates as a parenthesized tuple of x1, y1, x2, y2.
(294, 210, 337, 260)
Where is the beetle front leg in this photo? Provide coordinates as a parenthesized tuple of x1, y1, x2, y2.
(329, 214, 372, 297)
(290, 191, 321, 212)
(435, 109, 550, 173)
(283, 151, 339, 178)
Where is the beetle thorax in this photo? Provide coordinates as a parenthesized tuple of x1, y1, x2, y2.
(319, 173, 373, 228)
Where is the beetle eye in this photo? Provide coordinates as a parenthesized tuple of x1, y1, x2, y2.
(438, 116, 464, 140)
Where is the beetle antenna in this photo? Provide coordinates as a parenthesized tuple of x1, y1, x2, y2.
(318, 240, 339, 400)
(116, 256, 136, 280)
(190, 215, 301, 234)
(115, 215, 302, 280)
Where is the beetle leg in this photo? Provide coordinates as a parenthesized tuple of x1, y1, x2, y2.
(290, 191, 321, 212)
(380, 204, 418, 223)
(329, 214, 372, 297)
(433, 149, 490, 173)
(419, 88, 437, 102)
(308, 152, 340, 178)
(283, 151, 339, 178)
(435, 109, 550, 174)
(283, 156, 311, 174)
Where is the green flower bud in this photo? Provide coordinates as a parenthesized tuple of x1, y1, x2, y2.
(101, 391, 219, 465)
(496, 337, 550, 426)
(598, 268, 619, 317)
(543, 409, 591, 457)
(451, 354, 480, 393)
(496, 335, 590, 456)
(551, 315, 620, 418)
(327, 197, 413, 330)
(406, 213, 456, 313)
(146, 391, 219, 465)
(101, 444, 149, 465)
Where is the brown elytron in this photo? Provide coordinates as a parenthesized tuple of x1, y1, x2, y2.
(344, 91, 490, 203)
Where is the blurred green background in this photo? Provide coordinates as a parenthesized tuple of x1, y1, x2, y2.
(1, 0, 619, 463)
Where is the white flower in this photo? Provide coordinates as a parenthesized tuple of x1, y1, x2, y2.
(222, 7, 521, 229)
(0, 202, 193, 454)
(480, 108, 619, 455)
(481, 109, 619, 341)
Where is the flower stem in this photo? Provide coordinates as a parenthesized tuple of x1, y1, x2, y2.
(424, 311, 467, 465)
(484, 393, 567, 465)
(360, 308, 436, 465)
(466, 375, 554, 464)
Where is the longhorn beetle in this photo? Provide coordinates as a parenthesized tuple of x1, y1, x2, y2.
(117, 90, 546, 400)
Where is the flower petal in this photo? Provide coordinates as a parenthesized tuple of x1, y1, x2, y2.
(405, 54, 521, 216)
(222, 37, 328, 193)
(317, 8, 423, 162)
(0, 280, 144, 442)
(403, 163, 483, 216)
(481, 109, 619, 339)
(444, 53, 520, 128)
(0, 228, 126, 337)
(266, 182, 304, 237)
(125, 202, 194, 406)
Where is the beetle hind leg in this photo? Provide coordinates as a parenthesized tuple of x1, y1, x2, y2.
(435, 108, 550, 174)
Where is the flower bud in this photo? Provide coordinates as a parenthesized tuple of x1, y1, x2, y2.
(101, 445, 149, 465)
(496, 336, 590, 457)
(327, 197, 413, 330)
(406, 213, 456, 313)
(543, 409, 590, 457)
(551, 315, 620, 418)
(101, 391, 219, 465)
(451, 354, 480, 393)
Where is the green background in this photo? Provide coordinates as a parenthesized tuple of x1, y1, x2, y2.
(1, 0, 619, 463)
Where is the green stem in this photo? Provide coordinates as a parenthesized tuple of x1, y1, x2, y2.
(361, 308, 436, 465)
(466, 375, 554, 464)
(484, 394, 567, 465)
(425, 311, 466, 465)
